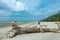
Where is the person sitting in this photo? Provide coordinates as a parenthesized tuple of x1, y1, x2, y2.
(36, 22, 44, 32)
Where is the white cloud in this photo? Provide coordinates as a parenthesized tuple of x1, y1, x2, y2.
(0, 0, 28, 11)
(0, 0, 15, 16)
(0, 10, 12, 16)
(0, 0, 29, 16)
(34, 2, 60, 16)
(14, 1, 28, 11)
(0, 0, 16, 7)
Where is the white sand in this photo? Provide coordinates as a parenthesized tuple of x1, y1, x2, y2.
(0, 22, 60, 40)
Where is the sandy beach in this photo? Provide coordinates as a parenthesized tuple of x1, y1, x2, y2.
(0, 22, 60, 40)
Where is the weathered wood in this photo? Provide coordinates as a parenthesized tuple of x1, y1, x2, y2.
(8, 26, 58, 38)
(55, 23, 60, 30)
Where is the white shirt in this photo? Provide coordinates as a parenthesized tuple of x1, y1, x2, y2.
(37, 24, 40, 28)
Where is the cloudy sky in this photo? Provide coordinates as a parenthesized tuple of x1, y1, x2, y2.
(0, 0, 60, 22)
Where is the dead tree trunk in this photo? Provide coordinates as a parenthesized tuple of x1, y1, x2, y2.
(55, 23, 60, 30)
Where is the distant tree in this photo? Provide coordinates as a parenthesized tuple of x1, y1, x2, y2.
(41, 11, 60, 22)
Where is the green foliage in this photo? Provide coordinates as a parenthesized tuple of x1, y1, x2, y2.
(41, 12, 60, 22)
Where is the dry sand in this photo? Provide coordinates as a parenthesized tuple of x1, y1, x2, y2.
(0, 22, 60, 40)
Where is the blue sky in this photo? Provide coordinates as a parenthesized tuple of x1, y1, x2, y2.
(0, 0, 60, 22)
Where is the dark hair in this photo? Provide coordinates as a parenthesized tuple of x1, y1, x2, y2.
(38, 22, 40, 24)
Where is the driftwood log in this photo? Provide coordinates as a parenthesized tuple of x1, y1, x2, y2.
(8, 26, 58, 38)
